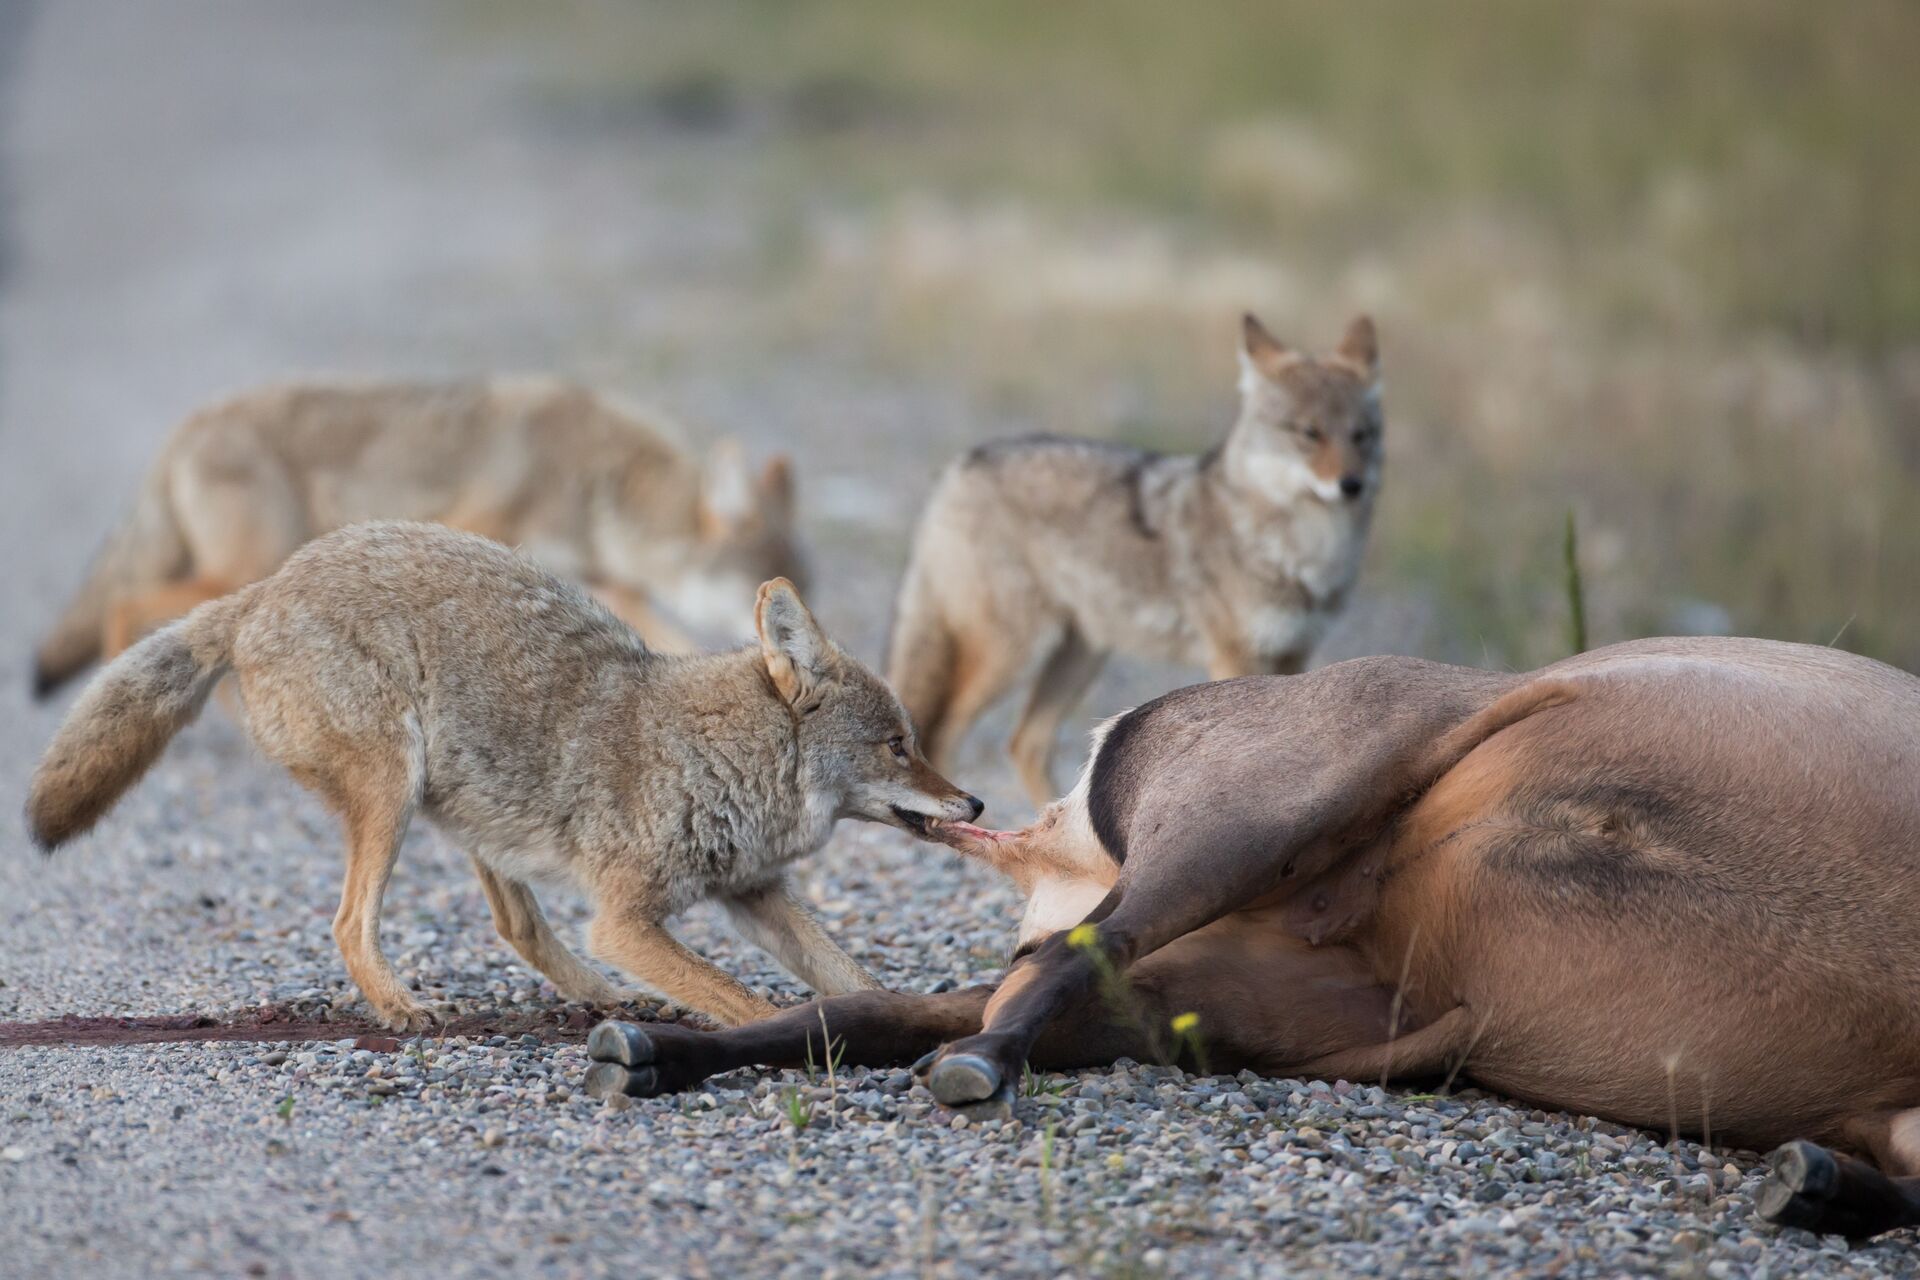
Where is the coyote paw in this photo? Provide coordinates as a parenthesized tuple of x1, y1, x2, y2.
(374, 1000, 444, 1034)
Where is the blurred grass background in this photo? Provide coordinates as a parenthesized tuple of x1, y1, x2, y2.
(470, 0, 1919, 670)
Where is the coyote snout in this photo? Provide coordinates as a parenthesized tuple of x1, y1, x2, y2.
(884, 782, 985, 839)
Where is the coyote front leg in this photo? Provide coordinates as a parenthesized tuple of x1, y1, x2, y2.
(588, 906, 776, 1027)
(471, 859, 630, 1006)
(723, 878, 882, 997)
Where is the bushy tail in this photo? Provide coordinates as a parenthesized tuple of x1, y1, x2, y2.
(886, 556, 959, 753)
(26, 590, 246, 849)
(33, 464, 188, 699)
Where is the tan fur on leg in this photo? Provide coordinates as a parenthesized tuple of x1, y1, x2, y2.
(471, 859, 629, 1005)
(723, 879, 881, 997)
(589, 908, 776, 1027)
(926, 628, 1030, 770)
(332, 795, 434, 1032)
(1008, 627, 1105, 808)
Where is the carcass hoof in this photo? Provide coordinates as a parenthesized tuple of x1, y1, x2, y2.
(953, 1089, 1015, 1124)
(927, 1053, 1001, 1106)
(1758, 1141, 1840, 1232)
(1753, 1140, 1920, 1238)
(926, 1053, 1016, 1122)
(583, 1060, 661, 1101)
(586, 1019, 655, 1067)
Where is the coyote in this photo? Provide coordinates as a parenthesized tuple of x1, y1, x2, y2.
(889, 313, 1383, 805)
(26, 522, 982, 1029)
(31, 379, 804, 697)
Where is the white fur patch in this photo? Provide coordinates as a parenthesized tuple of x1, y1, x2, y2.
(1128, 601, 1184, 638)
(1016, 875, 1112, 950)
(467, 836, 582, 893)
(1305, 475, 1347, 503)
(1238, 450, 1321, 501)
(1236, 350, 1264, 401)
(1246, 605, 1310, 656)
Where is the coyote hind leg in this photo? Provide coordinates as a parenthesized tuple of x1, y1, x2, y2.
(102, 578, 239, 659)
(1008, 626, 1105, 808)
(924, 627, 1033, 774)
(330, 778, 436, 1032)
(266, 694, 434, 1031)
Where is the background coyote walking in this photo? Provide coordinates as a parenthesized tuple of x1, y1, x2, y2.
(31, 379, 804, 696)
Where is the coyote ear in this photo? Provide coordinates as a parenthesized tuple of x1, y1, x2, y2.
(757, 455, 795, 526)
(1239, 312, 1292, 388)
(1336, 314, 1379, 379)
(756, 578, 832, 709)
(700, 439, 755, 537)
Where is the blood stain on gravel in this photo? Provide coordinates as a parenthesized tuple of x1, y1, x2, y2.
(0, 1005, 610, 1049)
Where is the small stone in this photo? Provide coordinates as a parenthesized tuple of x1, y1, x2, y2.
(1671, 1229, 1710, 1254)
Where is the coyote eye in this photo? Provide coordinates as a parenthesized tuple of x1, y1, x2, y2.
(1299, 424, 1326, 443)
(887, 735, 909, 762)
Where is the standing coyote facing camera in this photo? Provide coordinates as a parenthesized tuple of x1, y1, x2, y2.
(25, 522, 983, 1029)
(31, 378, 805, 698)
(889, 312, 1384, 805)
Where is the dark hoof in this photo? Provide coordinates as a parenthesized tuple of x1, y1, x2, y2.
(587, 1019, 655, 1067)
(927, 1053, 1000, 1106)
(1758, 1141, 1839, 1232)
(1753, 1140, 1920, 1239)
(583, 1060, 661, 1100)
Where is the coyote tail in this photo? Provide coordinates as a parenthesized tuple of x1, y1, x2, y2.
(26, 589, 247, 849)
(32, 463, 188, 699)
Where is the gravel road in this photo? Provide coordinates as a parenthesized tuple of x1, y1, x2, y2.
(1, 4, 1914, 1276)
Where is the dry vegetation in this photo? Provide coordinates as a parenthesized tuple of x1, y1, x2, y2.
(473, 0, 1920, 670)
